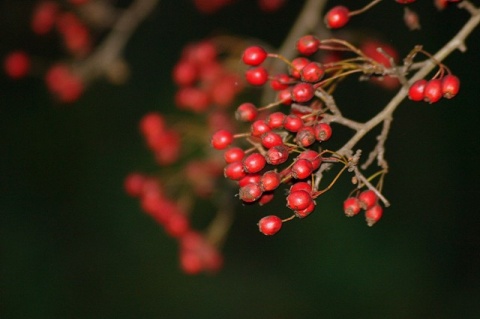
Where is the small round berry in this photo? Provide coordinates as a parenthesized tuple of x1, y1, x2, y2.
(270, 73, 291, 91)
(324, 6, 350, 29)
(245, 66, 269, 86)
(314, 123, 332, 142)
(266, 112, 286, 129)
(236, 102, 258, 122)
(251, 120, 271, 137)
(242, 46, 268, 66)
(423, 79, 443, 104)
(258, 192, 275, 206)
(358, 190, 378, 210)
(296, 126, 316, 147)
(278, 88, 293, 105)
(297, 150, 322, 170)
(243, 153, 267, 174)
(124, 173, 146, 197)
(343, 197, 361, 217)
(441, 74, 460, 99)
(266, 145, 290, 165)
(223, 147, 245, 163)
(260, 171, 281, 191)
(289, 57, 310, 79)
(258, 215, 283, 235)
(172, 60, 197, 86)
(283, 114, 304, 132)
(408, 79, 427, 101)
(287, 190, 313, 211)
(292, 82, 315, 103)
(365, 204, 383, 226)
(301, 62, 325, 83)
(296, 35, 321, 56)
(290, 181, 312, 194)
(261, 131, 284, 149)
(295, 201, 316, 218)
(211, 129, 234, 150)
(239, 182, 263, 203)
(4, 51, 30, 79)
(224, 161, 246, 180)
(239, 174, 262, 188)
(291, 159, 314, 180)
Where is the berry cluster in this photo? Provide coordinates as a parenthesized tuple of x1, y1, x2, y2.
(124, 172, 222, 274)
(408, 75, 460, 103)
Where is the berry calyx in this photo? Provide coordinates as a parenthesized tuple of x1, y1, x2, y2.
(258, 215, 283, 235)
(325, 6, 350, 29)
(314, 123, 332, 142)
(242, 46, 268, 66)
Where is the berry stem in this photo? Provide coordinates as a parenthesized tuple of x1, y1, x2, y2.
(349, 0, 383, 17)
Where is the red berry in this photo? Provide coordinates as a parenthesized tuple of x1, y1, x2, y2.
(358, 190, 378, 210)
(289, 57, 310, 79)
(296, 35, 320, 56)
(314, 123, 332, 142)
(325, 6, 350, 29)
(239, 182, 263, 203)
(270, 73, 292, 91)
(4, 51, 30, 79)
(297, 150, 322, 170)
(236, 102, 258, 122)
(301, 62, 325, 83)
(277, 88, 293, 105)
(287, 190, 313, 211)
(251, 120, 271, 137)
(242, 46, 268, 66)
(260, 171, 281, 191)
(283, 114, 304, 132)
(245, 66, 268, 86)
(239, 174, 262, 188)
(258, 215, 283, 235)
(296, 126, 316, 147)
(243, 153, 267, 174)
(408, 79, 427, 101)
(124, 173, 146, 197)
(343, 197, 361, 217)
(172, 60, 197, 86)
(423, 79, 443, 103)
(365, 204, 383, 226)
(266, 112, 286, 129)
(290, 181, 312, 194)
(31, 1, 59, 35)
(441, 74, 460, 99)
(261, 131, 284, 149)
(258, 192, 275, 206)
(295, 201, 316, 218)
(292, 82, 315, 103)
(291, 159, 314, 180)
(224, 147, 245, 163)
(224, 161, 246, 180)
(266, 145, 290, 165)
(211, 129, 234, 150)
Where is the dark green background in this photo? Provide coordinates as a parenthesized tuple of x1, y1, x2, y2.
(1, 1, 480, 318)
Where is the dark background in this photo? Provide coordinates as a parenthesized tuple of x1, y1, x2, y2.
(1, 0, 480, 318)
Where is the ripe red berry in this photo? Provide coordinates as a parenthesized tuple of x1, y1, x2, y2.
(239, 174, 262, 188)
(296, 126, 316, 147)
(260, 170, 281, 191)
(243, 153, 267, 174)
(408, 79, 427, 101)
(441, 74, 460, 99)
(258, 215, 283, 235)
(358, 190, 378, 210)
(290, 181, 312, 194)
(270, 73, 291, 91)
(287, 190, 313, 211)
(277, 88, 293, 105)
(324, 6, 350, 29)
(4, 51, 30, 79)
(289, 57, 310, 79)
(266, 145, 290, 165)
(292, 82, 315, 103)
(258, 192, 275, 206)
(343, 197, 361, 217)
(242, 46, 268, 66)
(245, 66, 269, 86)
(365, 204, 383, 226)
(236, 102, 258, 122)
(283, 114, 304, 132)
(211, 129, 234, 150)
(295, 201, 316, 218)
(224, 161, 246, 180)
(297, 150, 322, 170)
(223, 147, 245, 163)
(239, 182, 263, 203)
(250, 120, 271, 137)
(296, 35, 321, 56)
(266, 112, 286, 129)
(423, 79, 443, 103)
(291, 159, 314, 180)
(314, 123, 332, 142)
(261, 131, 284, 149)
(301, 62, 325, 83)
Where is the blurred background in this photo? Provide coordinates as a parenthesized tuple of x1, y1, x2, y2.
(1, 0, 480, 318)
